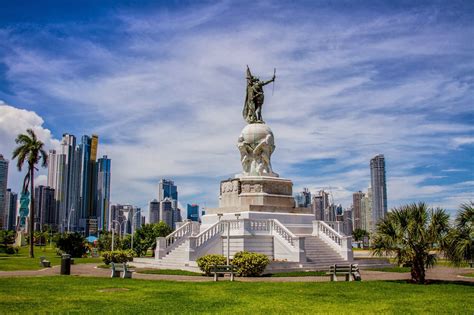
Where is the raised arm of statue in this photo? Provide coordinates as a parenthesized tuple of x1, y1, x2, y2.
(261, 75, 275, 86)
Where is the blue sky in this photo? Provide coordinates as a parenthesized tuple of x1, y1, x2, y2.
(0, 0, 472, 218)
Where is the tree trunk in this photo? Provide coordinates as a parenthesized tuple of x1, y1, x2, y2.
(410, 257, 426, 284)
(29, 166, 35, 258)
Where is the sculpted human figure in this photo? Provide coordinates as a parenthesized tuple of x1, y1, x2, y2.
(237, 136, 252, 174)
(253, 134, 275, 176)
(242, 66, 276, 124)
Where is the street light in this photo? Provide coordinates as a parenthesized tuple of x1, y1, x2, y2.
(111, 219, 122, 251)
(67, 208, 75, 233)
(130, 210, 141, 251)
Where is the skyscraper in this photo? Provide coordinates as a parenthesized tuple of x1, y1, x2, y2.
(148, 199, 160, 224)
(160, 198, 174, 228)
(187, 204, 199, 221)
(370, 154, 387, 230)
(78, 134, 99, 235)
(158, 179, 178, 201)
(312, 190, 329, 221)
(47, 149, 65, 229)
(158, 179, 179, 228)
(97, 155, 111, 231)
(0, 154, 9, 229)
(352, 191, 364, 230)
(34, 186, 56, 231)
(5, 189, 17, 231)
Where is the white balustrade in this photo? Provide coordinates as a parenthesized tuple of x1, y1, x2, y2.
(313, 220, 353, 260)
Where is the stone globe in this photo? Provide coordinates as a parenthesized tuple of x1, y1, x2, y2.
(240, 123, 275, 148)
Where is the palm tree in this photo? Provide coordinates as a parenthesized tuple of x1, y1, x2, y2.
(371, 202, 450, 284)
(12, 129, 48, 258)
(444, 202, 473, 266)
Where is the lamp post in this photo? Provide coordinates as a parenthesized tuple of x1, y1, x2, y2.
(111, 219, 120, 251)
(130, 210, 141, 251)
(67, 208, 75, 233)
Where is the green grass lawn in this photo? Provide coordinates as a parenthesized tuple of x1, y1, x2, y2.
(367, 266, 411, 273)
(264, 271, 327, 277)
(0, 246, 102, 271)
(0, 277, 472, 313)
(137, 269, 204, 276)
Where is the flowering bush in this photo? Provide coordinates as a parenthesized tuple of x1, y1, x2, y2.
(101, 250, 134, 265)
(232, 251, 269, 276)
(196, 254, 227, 275)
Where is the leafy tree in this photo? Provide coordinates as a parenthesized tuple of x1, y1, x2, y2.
(352, 228, 369, 247)
(12, 128, 48, 258)
(132, 222, 172, 256)
(97, 231, 122, 252)
(371, 202, 450, 284)
(56, 232, 87, 258)
(0, 230, 16, 247)
(444, 202, 473, 266)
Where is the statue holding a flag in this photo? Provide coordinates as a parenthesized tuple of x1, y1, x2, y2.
(242, 66, 276, 124)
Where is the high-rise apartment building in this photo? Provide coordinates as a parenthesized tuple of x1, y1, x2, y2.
(158, 179, 178, 201)
(96, 155, 111, 231)
(78, 134, 99, 234)
(157, 179, 179, 229)
(148, 199, 160, 224)
(352, 191, 364, 230)
(0, 154, 9, 229)
(34, 186, 56, 230)
(187, 204, 199, 221)
(312, 190, 329, 221)
(370, 154, 387, 230)
(4, 189, 17, 230)
(160, 198, 174, 228)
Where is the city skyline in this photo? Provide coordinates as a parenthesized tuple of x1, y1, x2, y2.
(0, 1, 473, 217)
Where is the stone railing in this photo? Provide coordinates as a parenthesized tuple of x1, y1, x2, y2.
(189, 221, 225, 249)
(313, 220, 353, 260)
(157, 218, 306, 262)
(155, 221, 198, 259)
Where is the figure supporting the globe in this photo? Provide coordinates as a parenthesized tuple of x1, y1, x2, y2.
(242, 66, 275, 124)
(237, 124, 278, 177)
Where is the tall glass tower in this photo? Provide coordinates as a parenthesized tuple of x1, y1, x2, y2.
(97, 155, 111, 231)
(79, 134, 99, 235)
(0, 154, 9, 229)
(370, 154, 387, 230)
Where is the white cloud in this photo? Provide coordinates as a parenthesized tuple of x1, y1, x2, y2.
(0, 104, 60, 193)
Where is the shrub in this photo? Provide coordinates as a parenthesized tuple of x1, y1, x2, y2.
(56, 233, 87, 258)
(196, 254, 227, 275)
(232, 251, 269, 277)
(101, 250, 134, 265)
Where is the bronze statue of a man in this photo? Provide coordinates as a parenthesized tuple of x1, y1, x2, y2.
(242, 66, 275, 124)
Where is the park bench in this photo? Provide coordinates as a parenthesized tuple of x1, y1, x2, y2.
(110, 262, 134, 279)
(212, 264, 237, 281)
(327, 264, 361, 282)
(39, 256, 51, 268)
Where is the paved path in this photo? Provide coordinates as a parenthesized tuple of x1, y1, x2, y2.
(0, 264, 472, 283)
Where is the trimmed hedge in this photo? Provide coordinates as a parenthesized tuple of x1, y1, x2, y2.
(101, 250, 134, 265)
(196, 254, 227, 275)
(232, 251, 269, 277)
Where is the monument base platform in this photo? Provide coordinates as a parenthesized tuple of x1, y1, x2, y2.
(217, 176, 306, 214)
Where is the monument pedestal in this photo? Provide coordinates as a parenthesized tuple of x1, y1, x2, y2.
(206, 176, 311, 214)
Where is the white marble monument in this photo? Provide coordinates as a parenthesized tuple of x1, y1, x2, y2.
(134, 67, 353, 272)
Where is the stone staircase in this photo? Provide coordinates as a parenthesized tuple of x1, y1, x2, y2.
(303, 236, 348, 267)
(266, 235, 349, 272)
